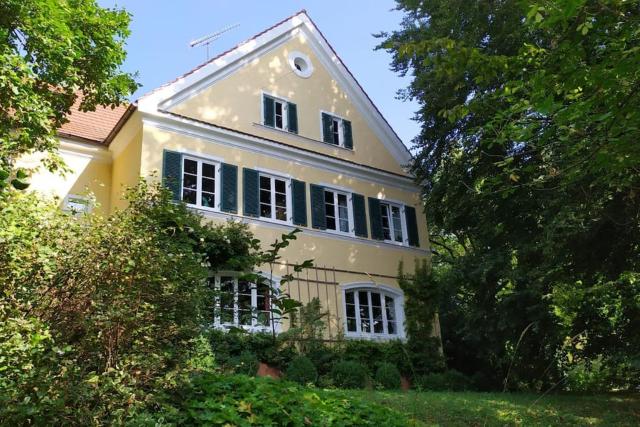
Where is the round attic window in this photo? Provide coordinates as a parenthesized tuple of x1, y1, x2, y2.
(288, 51, 313, 78)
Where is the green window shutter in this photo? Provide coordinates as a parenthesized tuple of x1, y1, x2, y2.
(352, 193, 368, 238)
(321, 112, 333, 143)
(310, 184, 326, 230)
(287, 102, 298, 134)
(243, 168, 259, 217)
(405, 206, 420, 247)
(291, 179, 307, 226)
(368, 197, 384, 240)
(220, 163, 238, 213)
(343, 120, 353, 149)
(263, 95, 275, 127)
(162, 150, 182, 201)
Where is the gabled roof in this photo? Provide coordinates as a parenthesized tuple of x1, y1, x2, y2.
(138, 10, 412, 166)
(57, 96, 133, 145)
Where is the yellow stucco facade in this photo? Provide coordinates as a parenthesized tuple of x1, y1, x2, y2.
(26, 11, 432, 340)
(170, 34, 405, 175)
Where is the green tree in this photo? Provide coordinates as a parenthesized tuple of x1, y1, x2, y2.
(379, 0, 640, 390)
(0, 0, 138, 190)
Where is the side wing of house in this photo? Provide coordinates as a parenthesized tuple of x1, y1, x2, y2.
(16, 100, 139, 215)
(136, 11, 432, 341)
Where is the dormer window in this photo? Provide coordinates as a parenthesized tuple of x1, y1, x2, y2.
(263, 94, 298, 134)
(321, 112, 353, 149)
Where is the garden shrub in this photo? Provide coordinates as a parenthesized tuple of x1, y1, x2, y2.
(208, 329, 296, 369)
(331, 360, 369, 389)
(141, 373, 408, 426)
(286, 355, 318, 385)
(416, 369, 472, 391)
(228, 351, 259, 376)
(0, 183, 261, 423)
(375, 363, 402, 389)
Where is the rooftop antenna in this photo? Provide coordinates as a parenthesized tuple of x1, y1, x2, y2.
(190, 23, 240, 60)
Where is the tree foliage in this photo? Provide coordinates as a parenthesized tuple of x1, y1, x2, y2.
(0, 0, 138, 190)
(379, 0, 640, 389)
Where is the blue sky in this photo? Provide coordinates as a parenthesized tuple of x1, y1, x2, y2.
(99, 0, 420, 146)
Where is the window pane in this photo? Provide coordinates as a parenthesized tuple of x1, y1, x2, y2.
(202, 162, 215, 178)
(183, 173, 197, 190)
(345, 291, 354, 304)
(371, 292, 381, 306)
(202, 177, 215, 193)
(182, 189, 196, 205)
(275, 207, 287, 221)
(358, 291, 370, 333)
(201, 192, 215, 208)
(239, 310, 252, 326)
(256, 282, 270, 311)
(257, 311, 271, 327)
(260, 203, 272, 218)
(337, 194, 349, 232)
(347, 317, 357, 332)
(346, 302, 356, 318)
(373, 305, 384, 333)
(184, 159, 197, 174)
(325, 191, 336, 230)
(387, 321, 396, 335)
(275, 102, 283, 129)
(275, 179, 286, 193)
(260, 189, 271, 204)
(275, 192, 286, 207)
(380, 204, 392, 240)
(385, 295, 396, 335)
(391, 206, 403, 242)
(260, 176, 271, 189)
(332, 119, 340, 145)
(219, 277, 235, 324)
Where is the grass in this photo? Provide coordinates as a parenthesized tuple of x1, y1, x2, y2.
(351, 389, 640, 426)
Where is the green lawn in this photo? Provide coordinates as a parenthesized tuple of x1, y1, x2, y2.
(351, 390, 640, 426)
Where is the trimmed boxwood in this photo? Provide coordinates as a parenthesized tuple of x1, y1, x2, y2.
(286, 355, 318, 385)
(375, 363, 401, 389)
(331, 360, 368, 389)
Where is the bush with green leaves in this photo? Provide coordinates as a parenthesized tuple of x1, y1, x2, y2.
(0, 182, 262, 423)
(331, 360, 369, 389)
(416, 369, 472, 391)
(286, 355, 318, 385)
(228, 351, 260, 376)
(207, 329, 296, 370)
(375, 363, 402, 389)
(138, 373, 408, 426)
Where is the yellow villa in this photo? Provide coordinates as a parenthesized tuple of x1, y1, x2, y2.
(24, 11, 432, 341)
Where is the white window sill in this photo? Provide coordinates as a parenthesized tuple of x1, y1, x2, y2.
(188, 206, 428, 255)
(344, 332, 404, 341)
(213, 322, 278, 334)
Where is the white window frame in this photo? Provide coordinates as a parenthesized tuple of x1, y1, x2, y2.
(63, 194, 92, 216)
(320, 110, 348, 148)
(379, 201, 408, 246)
(258, 172, 292, 224)
(180, 155, 222, 212)
(262, 92, 289, 132)
(212, 274, 280, 333)
(341, 283, 406, 340)
(323, 188, 354, 236)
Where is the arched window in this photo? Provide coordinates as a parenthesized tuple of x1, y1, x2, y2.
(211, 274, 277, 333)
(342, 284, 405, 339)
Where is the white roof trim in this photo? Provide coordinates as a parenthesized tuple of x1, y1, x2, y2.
(137, 11, 412, 167)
